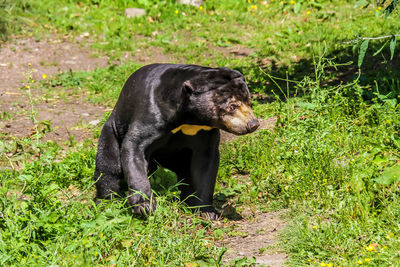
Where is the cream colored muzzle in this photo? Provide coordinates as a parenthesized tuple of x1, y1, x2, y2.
(221, 104, 259, 135)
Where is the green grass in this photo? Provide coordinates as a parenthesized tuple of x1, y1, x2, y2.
(1, 0, 400, 266)
(43, 63, 143, 105)
(1, 142, 222, 265)
(218, 58, 400, 265)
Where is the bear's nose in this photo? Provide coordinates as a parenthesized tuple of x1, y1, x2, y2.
(246, 119, 259, 133)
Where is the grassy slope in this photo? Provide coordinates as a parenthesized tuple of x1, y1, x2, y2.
(1, 0, 400, 266)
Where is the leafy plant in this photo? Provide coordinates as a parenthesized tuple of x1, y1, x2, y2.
(352, 1, 399, 67)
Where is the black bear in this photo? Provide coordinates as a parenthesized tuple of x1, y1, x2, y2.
(94, 64, 259, 219)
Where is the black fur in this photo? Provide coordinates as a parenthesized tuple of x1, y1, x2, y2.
(94, 64, 257, 219)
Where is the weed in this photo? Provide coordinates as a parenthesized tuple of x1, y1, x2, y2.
(21, 66, 40, 144)
(0, 111, 11, 120)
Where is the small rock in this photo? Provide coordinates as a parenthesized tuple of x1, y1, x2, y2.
(80, 32, 90, 38)
(177, 0, 203, 6)
(124, 8, 146, 18)
(89, 119, 100, 127)
(81, 113, 90, 117)
(237, 252, 245, 256)
(65, 60, 76, 65)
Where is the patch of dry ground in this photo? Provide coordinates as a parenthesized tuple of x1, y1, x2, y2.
(217, 210, 287, 266)
(0, 36, 109, 141)
(0, 36, 286, 266)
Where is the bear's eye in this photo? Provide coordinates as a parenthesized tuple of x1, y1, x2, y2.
(228, 104, 239, 113)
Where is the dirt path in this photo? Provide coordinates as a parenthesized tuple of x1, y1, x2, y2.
(0, 36, 286, 266)
(216, 210, 287, 266)
(0, 36, 109, 141)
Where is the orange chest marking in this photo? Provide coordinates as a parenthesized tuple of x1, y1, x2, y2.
(171, 124, 213, 135)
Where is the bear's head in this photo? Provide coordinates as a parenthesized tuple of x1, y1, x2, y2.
(182, 67, 259, 135)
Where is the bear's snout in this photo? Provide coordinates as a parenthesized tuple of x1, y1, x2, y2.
(246, 118, 259, 133)
(219, 103, 260, 135)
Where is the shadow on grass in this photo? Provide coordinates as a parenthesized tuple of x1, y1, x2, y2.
(214, 194, 244, 221)
(238, 43, 400, 102)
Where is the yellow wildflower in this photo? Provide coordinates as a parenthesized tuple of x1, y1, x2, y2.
(365, 244, 375, 251)
(357, 259, 363, 264)
(199, 6, 203, 10)
(365, 258, 371, 263)
(175, 10, 179, 14)
(327, 263, 333, 267)
(26, 85, 30, 89)
(306, 10, 311, 15)
(42, 74, 47, 79)
(386, 232, 393, 239)
(312, 225, 318, 229)
(290, 0, 295, 4)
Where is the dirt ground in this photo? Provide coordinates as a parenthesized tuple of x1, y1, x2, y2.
(0, 36, 286, 266)
(216, 210, 287, 266)
(0, 36, 108, 141)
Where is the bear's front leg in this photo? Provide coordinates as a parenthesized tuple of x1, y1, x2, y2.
(121, 138, 156, 215)
(188, 129, 221, 220)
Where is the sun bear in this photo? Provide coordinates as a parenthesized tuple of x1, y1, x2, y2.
(94, 64, 259, 219)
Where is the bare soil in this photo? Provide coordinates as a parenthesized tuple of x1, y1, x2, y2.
(217, 210, 287, 266)
(213, 44, 255, 59)
(0, 36, 286, 266)
(0, 36, 108, 141)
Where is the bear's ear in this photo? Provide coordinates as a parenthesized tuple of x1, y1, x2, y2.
(182, 80, 194, 94)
